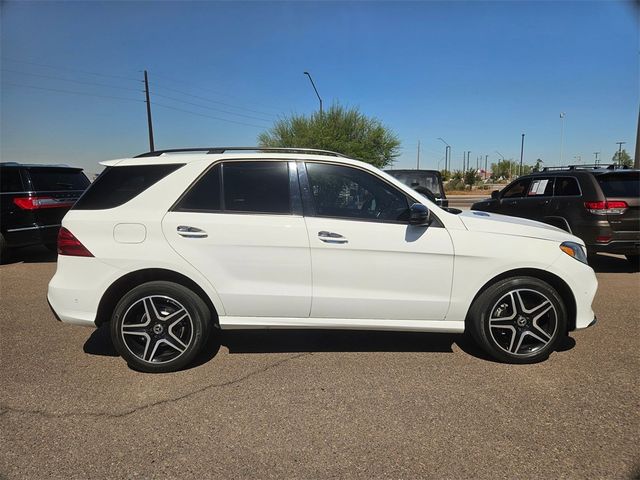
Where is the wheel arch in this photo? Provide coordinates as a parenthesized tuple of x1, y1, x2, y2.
(464, 268, 577, 333)
(95, 268, 220, 327)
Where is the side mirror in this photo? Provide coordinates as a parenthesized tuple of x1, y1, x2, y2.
(409, 203, 431, 226)
(491, 190, 500, 199)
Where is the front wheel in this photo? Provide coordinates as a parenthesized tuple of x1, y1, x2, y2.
(110, 281, 211, 373)
(469, 277, 567, 364)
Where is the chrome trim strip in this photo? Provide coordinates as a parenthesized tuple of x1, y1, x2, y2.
(6, 224, 61, 232)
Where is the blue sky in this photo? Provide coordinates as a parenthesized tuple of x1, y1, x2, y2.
(1, 0, 638, 174)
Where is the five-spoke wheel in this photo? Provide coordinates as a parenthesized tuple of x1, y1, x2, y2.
(111, 281, 211, 373)
(469, 277, 567, 363)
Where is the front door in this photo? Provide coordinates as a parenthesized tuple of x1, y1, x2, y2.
(301, 162, 454, 321)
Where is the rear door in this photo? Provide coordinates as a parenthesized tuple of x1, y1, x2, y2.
(596, 172, 640, 233)
(162, 160, 312, 318)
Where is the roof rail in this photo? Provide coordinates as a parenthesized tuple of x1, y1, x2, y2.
(542, 163, 631, 172)
(134, 147, 349, 158)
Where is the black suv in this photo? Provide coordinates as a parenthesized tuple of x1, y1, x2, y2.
(385, 169, 449, 207)
(471, 165, 639, 265)
(0, 162, 90, 260)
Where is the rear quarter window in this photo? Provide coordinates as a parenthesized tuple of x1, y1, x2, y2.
(596, 173, 640, 197)
(28, 168, 90, 191)
(73, 164, 183, 210)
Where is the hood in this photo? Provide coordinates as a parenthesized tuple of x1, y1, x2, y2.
(458, 210, 584, 245)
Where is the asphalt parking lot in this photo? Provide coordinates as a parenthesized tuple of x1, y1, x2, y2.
(1, 248, 639, 479)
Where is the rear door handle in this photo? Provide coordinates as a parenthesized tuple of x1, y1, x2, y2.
(318, 231, 348, 244)
(177, 225, 208, 238)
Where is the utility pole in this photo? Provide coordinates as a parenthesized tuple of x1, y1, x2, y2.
(593, 152, 600, 165)
(466, 151, 471, 171)
(417, 140, 421, 170)
(144, 70, 155, 152)
(559, 112, 565, 166)
(635, 106, 640, 168)
(615, 141, 626, 165)
(484, 154, 488, 180)
(519, 133, 525, 176)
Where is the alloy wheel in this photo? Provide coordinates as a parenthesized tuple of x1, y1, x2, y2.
(488, 288, 558, 356)
(120, 295, 194, 364)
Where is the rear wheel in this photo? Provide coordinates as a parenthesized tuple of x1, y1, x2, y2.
(110, 281, 211, 373)
(469, 277, 567, 363)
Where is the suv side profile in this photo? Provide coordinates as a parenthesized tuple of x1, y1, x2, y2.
(1, 162, 90, 261)
(470, 165, 639, 267)
(48, 148, 598, 372)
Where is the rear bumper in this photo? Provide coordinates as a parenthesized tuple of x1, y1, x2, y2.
(3, 224, 61, 248)
(587, 240, 640, 255)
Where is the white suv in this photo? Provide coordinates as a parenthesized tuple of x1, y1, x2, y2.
(48, 147, 598, 372)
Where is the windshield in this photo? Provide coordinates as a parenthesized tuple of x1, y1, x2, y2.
(597, 173, 640, 198)
(387, 171, 442, 197)
(28, 168, 90, 191)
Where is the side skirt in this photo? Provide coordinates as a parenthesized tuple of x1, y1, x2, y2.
(218, 316, 465, 333)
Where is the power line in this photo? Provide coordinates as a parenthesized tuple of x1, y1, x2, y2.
(152, 91, 274, 122)
(152, 102, 270, 129)
(1, 68, 142, 92)
(153, 83, 279, 118)
(1, 82, 144, 103)
(1, 57, 140, 82)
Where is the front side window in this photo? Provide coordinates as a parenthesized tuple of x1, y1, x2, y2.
(554, 177, 581, 196)
(305, 163, 410, 222)
(502, 178, 532, 199)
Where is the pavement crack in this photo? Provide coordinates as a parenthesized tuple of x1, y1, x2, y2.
(0, 352, 310, 420)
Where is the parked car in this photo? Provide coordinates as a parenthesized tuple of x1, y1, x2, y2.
(471, 165, 639, 267)
(0, 162, 90, 261)
(384, 169, 449, 207)
(48, 147, 597, 372)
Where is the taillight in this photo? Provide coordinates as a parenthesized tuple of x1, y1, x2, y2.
(584, 201, 628, 215)
(13, 196, 75, 210)
(57, 227, 93, 257)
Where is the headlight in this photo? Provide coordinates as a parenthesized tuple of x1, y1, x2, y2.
(560, 241, 588, 265)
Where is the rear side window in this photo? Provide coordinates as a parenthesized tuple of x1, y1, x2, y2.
(74, 164, 183, 210)
(223, 162, 290, 213)
(527, 178, 554, 196)
(1, 169, 23, 192)
(554, 177, 581, 196)
(28, 168, 89, 191)
(597, 173, 640, 197)
(175, 164, 221, 211)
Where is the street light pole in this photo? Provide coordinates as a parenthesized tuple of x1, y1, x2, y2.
(519, 133, 525, 176)
(144, 70, 155, 152)
(437, 138, 450, 173)
(615, 141, 626, 165)
(466, 151, 471, 171)
(303, 71, 322, 115)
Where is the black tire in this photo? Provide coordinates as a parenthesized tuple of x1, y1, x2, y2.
(468, 276, 567, 364)
(110, 281, 211, 373)
(625, 254, 640, 271)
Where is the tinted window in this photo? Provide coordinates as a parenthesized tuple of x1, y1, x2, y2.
(306, 163, 410, 222)
(502, 178, 532, 198)
(74, 164, 183, 210)
(175, 164, 221, 211)
(597, 173, 639, 197)
(0, 169, 23, 192)
(526, 178, 554, 196)
(223, 162, 290, 214)
(386, 171, 442, 197)
(28, 168, 89, 191)
(554, 177, 581, 196)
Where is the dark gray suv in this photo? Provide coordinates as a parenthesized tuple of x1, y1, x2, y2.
(471, 165, 639, 267)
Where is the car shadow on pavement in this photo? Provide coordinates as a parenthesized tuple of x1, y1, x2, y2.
(589, 253, 637, 274)
(84, 326, 577, 368)
(1, 246, 58, 265)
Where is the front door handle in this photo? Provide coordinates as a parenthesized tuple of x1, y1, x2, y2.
(318, 231, 348, 244)
(177, 225, 208, 238)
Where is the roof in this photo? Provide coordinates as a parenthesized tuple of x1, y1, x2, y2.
(0, 162, 80, 170)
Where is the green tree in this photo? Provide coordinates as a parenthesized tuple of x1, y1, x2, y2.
(258, 103, 401, 168)
(613, 149, 633, 167)
(490, 159, 518, 181)
(532, 158, 544, 172)
(464, 169, 481, 187)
